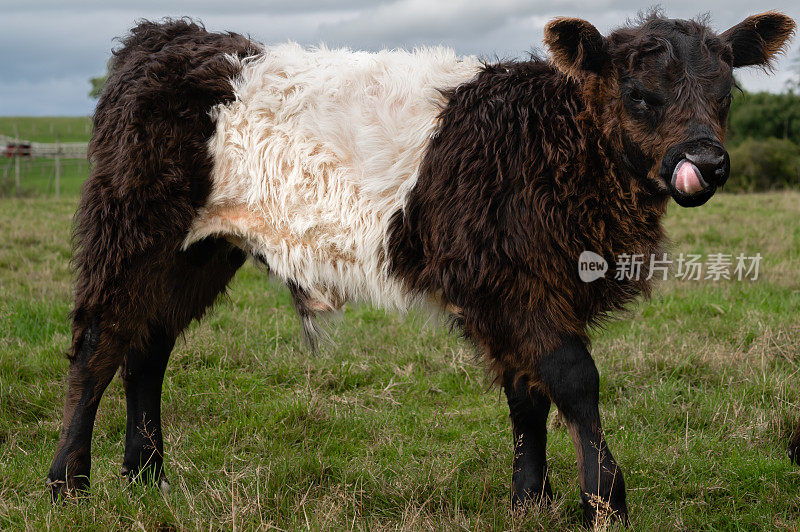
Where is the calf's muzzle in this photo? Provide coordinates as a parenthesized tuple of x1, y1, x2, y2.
(661, 138, 729, 207)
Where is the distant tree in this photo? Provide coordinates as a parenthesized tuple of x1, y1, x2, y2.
(728, 137, 800, 191)
(89, 60, 112, 99)
(89, 74, 107, 99)
(728, 90, 800, 145)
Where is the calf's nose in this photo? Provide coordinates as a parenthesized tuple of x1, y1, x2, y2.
(685, 146, 729, 186)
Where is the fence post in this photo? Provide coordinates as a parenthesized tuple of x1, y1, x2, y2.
(13, 124, 20, 195)
(55, 136, 61, 200)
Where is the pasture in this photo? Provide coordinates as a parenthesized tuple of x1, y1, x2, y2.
(0, 168, 799, 529)
(0, 117, 92, 144)
(1, 158, 88, 198)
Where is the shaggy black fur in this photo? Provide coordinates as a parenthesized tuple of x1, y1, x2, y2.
(388, 11, 795, 524)
(47, 19, 253, 498)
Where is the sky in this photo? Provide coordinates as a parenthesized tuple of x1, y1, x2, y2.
(1, 1, 798, 116)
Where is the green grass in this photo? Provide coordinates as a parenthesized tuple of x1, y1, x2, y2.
(0, 158, 88, 198)
(0, 117, 92, 144)
(1, 181, 799, 530)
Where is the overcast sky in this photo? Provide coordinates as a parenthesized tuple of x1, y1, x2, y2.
(1, 1, 798, 116)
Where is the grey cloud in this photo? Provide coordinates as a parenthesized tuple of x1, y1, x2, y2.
(1, 0, 386, 15)
(1, 1, 798, 115)
(0, 77, 93, 116)
(317, 0, 799, 50)
(317, 0, 542, 46)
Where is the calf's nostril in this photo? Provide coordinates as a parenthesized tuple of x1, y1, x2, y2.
(686, 154, 721, 166)
(684, 152, 727, 185)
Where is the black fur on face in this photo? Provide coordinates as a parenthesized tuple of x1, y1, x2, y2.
(545, 11, 796, 207)
(608, 15, 734, 206)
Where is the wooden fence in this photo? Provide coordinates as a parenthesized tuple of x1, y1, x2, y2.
(0, 134, 89, 198)
(1, 157, 88, 198)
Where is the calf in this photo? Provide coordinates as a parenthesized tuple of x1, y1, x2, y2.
(47, 12, 795, 525)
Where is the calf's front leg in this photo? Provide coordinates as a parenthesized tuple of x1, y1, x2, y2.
(503, 368, 553, 508)
(120, 325, 175, 489)
(536, 336, 628, 526)
(47, 323, 120, 499)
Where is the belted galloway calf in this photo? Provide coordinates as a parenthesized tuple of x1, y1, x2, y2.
(47, 11, 796, 525)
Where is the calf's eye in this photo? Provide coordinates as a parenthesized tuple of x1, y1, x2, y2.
(629, 90, 647, 108)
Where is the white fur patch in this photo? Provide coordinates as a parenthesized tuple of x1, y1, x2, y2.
(185, 43, 480, 310)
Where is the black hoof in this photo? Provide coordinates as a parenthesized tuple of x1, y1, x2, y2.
(46, 474, 89, 502)
(511, 477, 553, 511)
(580, 491, 629, 528)
(120, 464, 170, 492)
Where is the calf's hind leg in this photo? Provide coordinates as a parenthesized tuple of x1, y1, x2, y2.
(120, 238, 246, 488)
(503, 368, 553, 508)
(46, 323, 122, 499)
(536, 336, 627, 525)
(119, 325, 175, 488)
(47, 238, 245, 500)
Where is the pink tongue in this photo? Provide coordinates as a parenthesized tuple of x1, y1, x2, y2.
(675, 161, 703, 194)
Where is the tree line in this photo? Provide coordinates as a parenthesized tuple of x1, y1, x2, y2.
(726, 85, 800, 191)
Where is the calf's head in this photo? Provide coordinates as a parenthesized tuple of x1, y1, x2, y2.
(545, 11, 796, 207)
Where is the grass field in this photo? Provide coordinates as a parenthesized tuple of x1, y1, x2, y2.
(0, 117, 91, 144)
(0, 115, 90, 199)
(0, 169, 799, 530)
(1, 158, 88, 198)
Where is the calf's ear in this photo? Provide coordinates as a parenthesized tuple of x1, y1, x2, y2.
(721, 12, 796, 68)
(544, 18, 609, 79)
